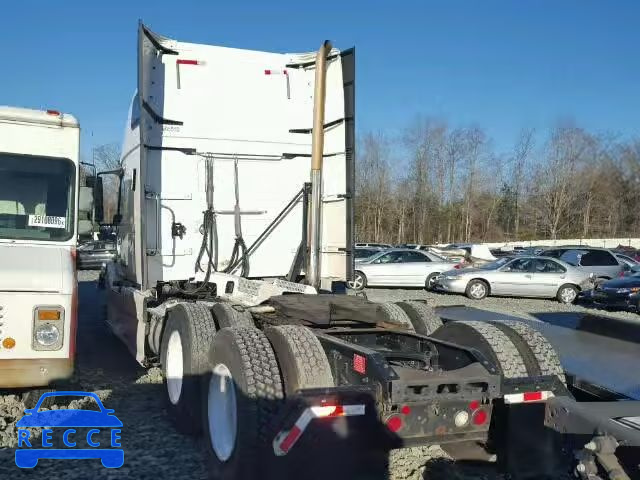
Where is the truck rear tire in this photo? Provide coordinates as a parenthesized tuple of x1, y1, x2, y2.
(491, 320, 566, 384)
(264, 325, 334, 395)
(431, 321, 528, 378)
(395, 301, 443, 336)
(378, 302, 414, 330)
(211, 302, 254, 329)
(160, 302, 217, 434)
(203, 327, 284, 480)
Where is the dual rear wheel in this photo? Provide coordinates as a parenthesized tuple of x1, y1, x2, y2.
(160, 301, 336, 480)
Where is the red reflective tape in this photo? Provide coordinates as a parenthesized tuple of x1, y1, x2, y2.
(523, 391, 543, 402)
(177, 59, 200, 65)
(330, 405, 344, 417)
(279, 425, 302, 453)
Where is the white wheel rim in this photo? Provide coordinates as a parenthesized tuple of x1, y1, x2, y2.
(470, 283, 485, 298)
(165, 330, 183, 405)
(349, 274, 364, 290)
(561, 288, 576, 303)
(208, 363, 237, 462)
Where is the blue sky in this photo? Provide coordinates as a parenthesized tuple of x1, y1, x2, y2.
(2, 1, 639, 158)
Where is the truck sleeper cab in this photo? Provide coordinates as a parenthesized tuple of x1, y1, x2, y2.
(99, 24, 594, 480)
(0, 107, 80, 393)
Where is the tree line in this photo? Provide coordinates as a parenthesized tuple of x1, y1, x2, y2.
(355, 118, 640, 245)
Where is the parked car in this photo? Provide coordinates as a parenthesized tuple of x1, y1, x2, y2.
(581, 272, 640, 311)
(541, 247, 623, 280)
(349, 249, 456, 291)
(614, 253, 640, 277)
(613, 246, 640, 262)
(77, 241, 117, 270)
(435, 255, 591, 303)
(516, 246, 545, 256)
(615, 253, 640, 267)
(355, 242, 392, 249)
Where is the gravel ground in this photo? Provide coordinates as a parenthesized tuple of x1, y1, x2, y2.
(0, 273, 602, 479)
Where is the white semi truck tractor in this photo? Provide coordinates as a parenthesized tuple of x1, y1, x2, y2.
(0, 106, 98, 406)
(99, 23, 639, 480)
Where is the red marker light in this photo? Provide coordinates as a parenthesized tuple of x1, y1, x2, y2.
(46, 109, 60, 116)
(353, 354, 366, 374)
(386, 416, 403, 432)
(401, 405, 411, 416)
(177, 59, 202, 65)
(469, 400, 480, 411)
(472, 409, 488, 426)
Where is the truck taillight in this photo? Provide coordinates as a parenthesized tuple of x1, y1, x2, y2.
(472, 409, 488, 425)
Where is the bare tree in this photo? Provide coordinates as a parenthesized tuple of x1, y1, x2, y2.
(511, 129, 535, 239)
(533, 126, 589, 239)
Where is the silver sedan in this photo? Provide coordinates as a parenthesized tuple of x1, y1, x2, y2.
(435, 256, 592, 303)
(349, 249, 456, 291)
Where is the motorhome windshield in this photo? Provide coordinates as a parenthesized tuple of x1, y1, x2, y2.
(0, 153, 75, 241)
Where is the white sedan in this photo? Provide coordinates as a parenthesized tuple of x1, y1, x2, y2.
(349, 249, 457, 291)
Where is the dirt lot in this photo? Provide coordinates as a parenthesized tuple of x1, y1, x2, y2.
(0, 273, 617, 479)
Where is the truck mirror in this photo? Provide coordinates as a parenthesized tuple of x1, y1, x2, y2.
(112, 213, 122, 225)
(94, 176, 104, 223)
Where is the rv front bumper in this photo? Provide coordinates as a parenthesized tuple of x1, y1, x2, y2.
(0, 358, 73, 388)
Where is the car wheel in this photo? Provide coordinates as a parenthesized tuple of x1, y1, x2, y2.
(348, 271, 367, 291)
(425, 273, 440, 291)
(465, 279, 488, 300)
(557, 284, 578, 304)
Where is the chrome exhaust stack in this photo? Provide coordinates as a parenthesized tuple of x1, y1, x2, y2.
(307, 40, 332, 291)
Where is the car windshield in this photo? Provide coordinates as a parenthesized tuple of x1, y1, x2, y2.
(0, 153, 75, 241)
(479, 257, 513, 270)
(355, 248, 378, 259)
(428, 251, 447, 261)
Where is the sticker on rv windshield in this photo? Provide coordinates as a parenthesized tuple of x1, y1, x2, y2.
(28, 215, 66, 229)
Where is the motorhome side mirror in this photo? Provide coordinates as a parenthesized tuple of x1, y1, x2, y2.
(112, 213, 122, 225)
(94, 177, 104, 223)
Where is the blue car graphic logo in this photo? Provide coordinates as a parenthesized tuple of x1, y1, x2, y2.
(15, 391, 123, 468)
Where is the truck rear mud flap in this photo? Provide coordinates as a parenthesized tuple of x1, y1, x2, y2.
(268, 387, 397, 480)
(271, 387, 391, 456)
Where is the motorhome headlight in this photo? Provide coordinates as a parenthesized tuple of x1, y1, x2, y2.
(33, 306, 64, 350)
(35, 324, 60, 346)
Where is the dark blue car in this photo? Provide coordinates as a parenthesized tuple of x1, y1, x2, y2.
(15, 391, 123, 468)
